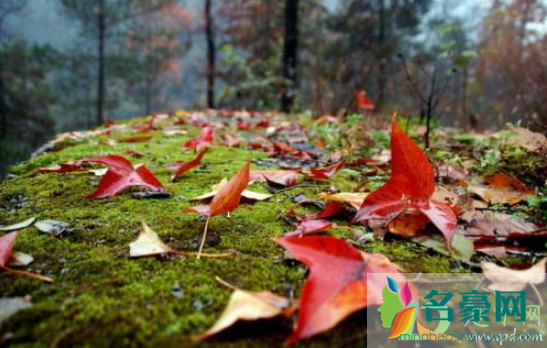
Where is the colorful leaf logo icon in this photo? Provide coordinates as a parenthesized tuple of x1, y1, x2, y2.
(387, 277, 399, 293)
(387, 307, 416, 339)
(400, 282, 412, 307)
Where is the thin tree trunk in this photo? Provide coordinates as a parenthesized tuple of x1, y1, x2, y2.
(376, 0, 386, 109)
(0, 48, 6, 139)
(97, 0, 106, 125)
(281, 0, 300, 113)
(205, 0, 215, 109)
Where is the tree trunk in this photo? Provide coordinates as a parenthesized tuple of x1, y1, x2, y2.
(281, 0, 299, 113)
(205, 0, 215, 109)
(0, 48, 6, 139)
(97, 0, 106, 126)
(376, 0, 386, 109)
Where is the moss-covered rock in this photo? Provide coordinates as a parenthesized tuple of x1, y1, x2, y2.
(0, 115, 493, 347)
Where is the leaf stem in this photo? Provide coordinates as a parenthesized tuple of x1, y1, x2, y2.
(0, 265, 53, 283)
(197, 216, 211, 260)
(170, 249, 234, 258)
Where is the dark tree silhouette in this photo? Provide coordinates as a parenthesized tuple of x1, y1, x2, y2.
(281, 0, 299, 112)
(205, 0, 215, 109)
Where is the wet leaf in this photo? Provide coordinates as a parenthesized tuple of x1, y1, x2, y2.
(469, 172, 535, 205)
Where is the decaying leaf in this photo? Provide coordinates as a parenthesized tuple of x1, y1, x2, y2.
(249, 170, 300, 187)
(0, 296, 33, 326)
(129, 222, 233, 259)
(482, 258, 546, 291)
(129, 221, 171, 258)
(195, 287, 293, 341)
(276, 235, 406, 344)
(7, 251, 34, 267)
(35, 220, 71, 237)
(0, 217, 36, 232)
(506, 126, 547, 152)
(469, 172, 535, 205)
(318, 192, 368, 209)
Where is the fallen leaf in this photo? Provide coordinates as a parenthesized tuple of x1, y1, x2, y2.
(249, 170, 300, 187)
(308, 162, 344, 180)
(469, 172, 535, 205)
(166, 148, 209, 182)
(276, 235, 406, 344)
(35, 220, 71, 237)
(81, 155, 167, 199)
(129, 221, 171, 258)
(0, 297, 32, 325)
(482, 258, 546, 291)
(285, 219, 333, 237)
(0, 217, 36, 232)
(0, 232, 52, 282)
(353, 116, 457, 247)
(318, 192, 368, 209)
(506, 126, 547, 152)
(184, 162, 251, 258)
(191, 178, 271, 202)
(7, 252, 34, 267)
(354, 90, 375, 110)
(184, 127, 214, 150)
(129, 221, 233, 259)
(118, 134, 153, 143)
(195, 288, 293, 341)
(36, 161, 81, 173)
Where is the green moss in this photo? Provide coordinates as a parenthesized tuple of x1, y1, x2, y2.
(0, 118, 467, 348)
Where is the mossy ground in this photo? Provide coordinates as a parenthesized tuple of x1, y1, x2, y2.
(0, 115, 542, 347)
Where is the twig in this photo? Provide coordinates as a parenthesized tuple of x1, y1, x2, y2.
(170, 249, 234, 259)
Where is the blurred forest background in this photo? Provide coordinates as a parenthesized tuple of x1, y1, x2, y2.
(0, 0, 546, 176)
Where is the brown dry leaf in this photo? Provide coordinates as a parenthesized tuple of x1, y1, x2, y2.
(191, 179, 272, 202)
(129, 221, 171, 258)
(387, 209, 430, 238)
(194, 289, 293, 341)
(469, 172, 535, 205)
(507, 127, 547, 152)
(318, 192, 368, 209)
(464, 212, 539, 238)
(482, 258, 546, 291)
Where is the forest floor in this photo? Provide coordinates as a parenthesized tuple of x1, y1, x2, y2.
(0, 110, 545, 348)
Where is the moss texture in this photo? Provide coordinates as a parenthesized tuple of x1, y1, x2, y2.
(1, 117, 475, 348)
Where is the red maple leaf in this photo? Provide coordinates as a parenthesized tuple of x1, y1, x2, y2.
(184, 162, 250, 258)
(184, 127, 214, 150)
(353, 117, 457, 246)
(276, 236, 407, 344)
(166, 148, 209, 182)
(354, 90, 375, 110)
(81, 155, 167, 199)
(308, 162, 344, 180)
